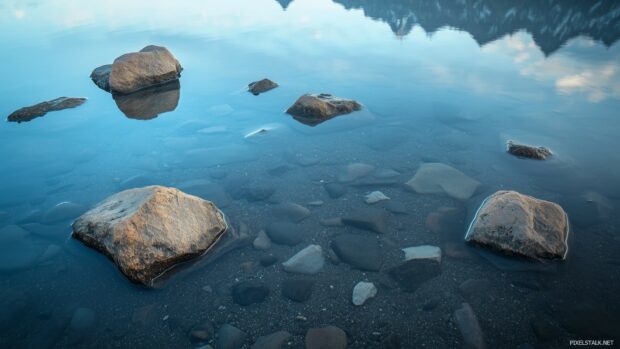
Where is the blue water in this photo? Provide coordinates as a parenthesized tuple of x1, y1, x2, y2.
(1, 1, 620, 348)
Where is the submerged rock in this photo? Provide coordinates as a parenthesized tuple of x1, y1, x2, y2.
(248, 78, 278, 95)
(253, 230, 272, 250)
(72, 186, 227, 285)
(405, 163, 480, 201)
(90, 64, 112, 91)
(352, 281, 377, 306)
(388, 257, 441, 292)
(232, 282, 269, 306)
(507, 140, 551, 160)
(401, 245, 442, 263)
(342, 208, 389, 234)
(251, 330, 291, 349)
(305, 326, 347, 349)
(365, 191, 390, 204)
(282, 244, 325, 274)
(331, 234, 383, 271)
(266, 222, 303, 246)
(273, 202, 311, 223)
(465, 190, 569, 259)
(338, 162, 375, 182)
(190, 321, 215, 342)
(286, 93, 361, 126)
(7, 97, 87, 123)
(282, 278, 315, 302)
(324, 182, 347, 198)
(217, 324, 247, 349)
(454, 303, 486, 349)
(109, 45, 182, 95)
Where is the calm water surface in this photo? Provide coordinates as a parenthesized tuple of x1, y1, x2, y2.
(1, 0, 620, 348)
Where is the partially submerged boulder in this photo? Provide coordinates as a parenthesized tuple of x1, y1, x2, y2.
(7, 97, 86, 123)
(90, 64, 112, 92)
(286, 93, 361, 126)
(507, 140, 551, 160)
(465, 190, 569, 259)
(72, 186, 227, 285)
(91, 45, 182, 95)
(405, 163, 480, 201)
(248, 78, 278, 95)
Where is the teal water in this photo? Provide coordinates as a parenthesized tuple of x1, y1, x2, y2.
(1, 1, 620, 348)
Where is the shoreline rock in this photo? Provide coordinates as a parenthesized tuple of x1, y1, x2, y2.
(72, 186, 227, 285)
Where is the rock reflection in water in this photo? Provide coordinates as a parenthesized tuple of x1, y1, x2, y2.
(113, 80, 180, 120)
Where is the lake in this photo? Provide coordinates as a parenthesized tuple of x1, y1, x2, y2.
(1, 0, 620, 348)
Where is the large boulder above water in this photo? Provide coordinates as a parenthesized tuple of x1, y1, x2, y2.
(286, 93, 361, 126)
(7, 97, 87, 123)
(94, 45, 182, 95)
(465, 190, 569, 259)
(72, 186, 227, 285)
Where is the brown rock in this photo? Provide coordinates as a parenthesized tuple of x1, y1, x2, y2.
(72, 186, 227, 285)
(248, 78, 278, 95)
(507, 141, 551, 160)
(286, 93, 361, 126)
(109, 45, 182, 95)
(465, 190, 569, 259)
(7, 97, 86, 123)
(305, 326, 347, 349)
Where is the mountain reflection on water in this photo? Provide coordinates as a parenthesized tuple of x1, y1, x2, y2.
(331, 0, 620, 55)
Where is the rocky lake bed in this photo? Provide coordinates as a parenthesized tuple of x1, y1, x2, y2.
(2, 1, 620, 348)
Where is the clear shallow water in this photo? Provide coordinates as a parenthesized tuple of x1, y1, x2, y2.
(1, 0, 620, 348)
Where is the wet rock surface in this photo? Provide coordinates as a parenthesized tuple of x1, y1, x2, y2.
(465, 190, 569, 259)
(72, 186, 227, 285)
(507, 140, 551, 160)
(388, 258, 441, 292)
(266, 222, 303, 246)
(231, 282, 269, 306)
(217, 324, 247, 349)
(248, 78, 278, 95)
(282, 244, 325, 274)
(7, 97, 87, 123)
(109, 45, 182, 94)
(305, 326, 347, 349)
(90, 64, 112, 91)
(405, 162, 480, 201)
(331, 234, 383, 271)
(286, 93, 361, 126)
(454, 303, 486, 349)
(341, 208, 389, 234)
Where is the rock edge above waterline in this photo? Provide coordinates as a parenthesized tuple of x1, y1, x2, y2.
(465, 190, 569, 260)
(72, 185, 227, 285)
